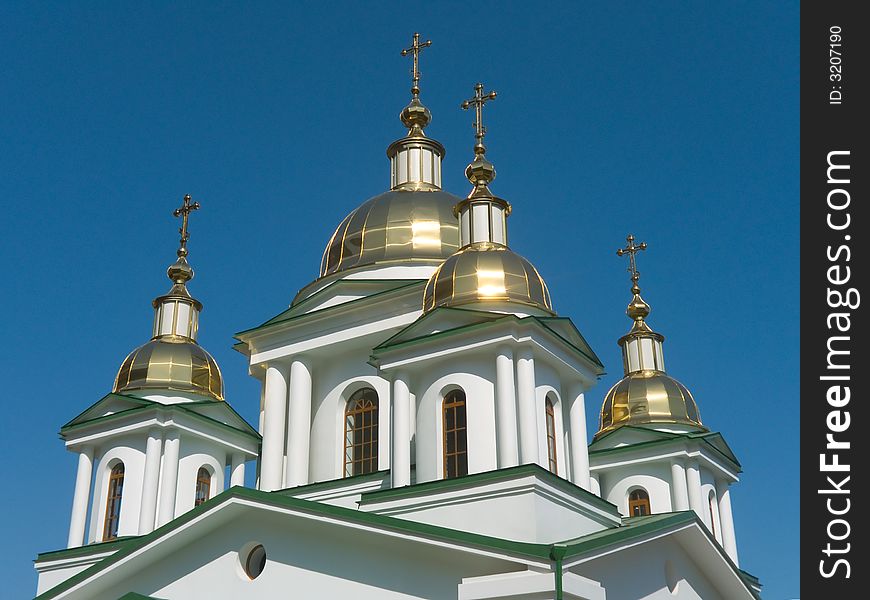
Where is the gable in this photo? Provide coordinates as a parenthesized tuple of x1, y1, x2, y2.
(374, 306, 509, 350)
(36, 488, 546, 600)
(588, 425, 680, 451)
(62, 394, 151, 430)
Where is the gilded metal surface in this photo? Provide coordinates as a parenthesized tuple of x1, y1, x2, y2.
(596, 370, 705, 438)
(113, 337, 224, 401)
(461, 82, 498, 156)
(320, 190, 461, 278)
(423, 241, 553, 312)
(401, 33, 431, 99)
(173, 194, 200, 261)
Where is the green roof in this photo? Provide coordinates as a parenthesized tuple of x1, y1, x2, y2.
(361, 464, 620, 518)
(60, 394, 260, 443)
(235, 279, 425, 339)
(371, 309, 604, 372)
(116, 593, 163, 600)
(35, 537, 137, 563)
(588, 427, 741, 471)
(35, 484, 757, 600)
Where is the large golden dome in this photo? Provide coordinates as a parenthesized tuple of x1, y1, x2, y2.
(596, 370, 704, 438)
(113, 337, 224, 402)
(320, 190, 461, 278)
(423, 242, 553, 313)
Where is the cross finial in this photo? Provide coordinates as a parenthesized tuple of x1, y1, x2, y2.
(401, 32, 432, 98)
(617, 234, 647, 293)
(173, 194, 200, 258)
(461, 83, 498, 155)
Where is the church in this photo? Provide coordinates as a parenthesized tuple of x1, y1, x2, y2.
(32, 34, 761, 600)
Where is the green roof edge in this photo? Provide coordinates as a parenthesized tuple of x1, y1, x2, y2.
(360, 463, 621, 517)
(235, 279, 425, 339)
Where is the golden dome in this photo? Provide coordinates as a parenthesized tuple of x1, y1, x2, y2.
(596, 370, 704, 438)
(320, 190, 461, 278)
(113, 337, 224, 401)
(423, 242, 553, 313)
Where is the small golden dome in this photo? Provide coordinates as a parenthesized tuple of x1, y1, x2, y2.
(596, 370, 704, 438)
(113, 337, 224, 401)
(423, 242, 553, 313)
(320, 190, 461, 278)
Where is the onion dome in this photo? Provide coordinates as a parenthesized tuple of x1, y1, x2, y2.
(113, 195, 224, 402)
(423, 242, 551, 312)
(594, 236, 705, 439)
(319, 33, 461, 279)
(423, 83, 553, 314)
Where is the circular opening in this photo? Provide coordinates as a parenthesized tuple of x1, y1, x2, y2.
(243, 544, 267, 580)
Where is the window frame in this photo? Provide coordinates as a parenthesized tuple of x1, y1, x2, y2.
(343, 387, 379, 477)
(102, 463, 125, 541)
(442, 389, 468, 479)
(545, 397, 558, 474)
(194, 467, 211, 507)
(628, 487, 651, 517)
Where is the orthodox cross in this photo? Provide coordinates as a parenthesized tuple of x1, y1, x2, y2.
(461, 83, 498, 153)
(173, 194, 200, 257)
(401, 32, 432, 97)
(617, 234, 647, 287)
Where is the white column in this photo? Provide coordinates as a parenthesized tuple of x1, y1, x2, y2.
(686, 459, 704, 520)
(67, 447, 94, 548)
(286, 358, 312, 487)
(671, 459, 690, 511)
(138, 428, 163, 534)
(495, 347, 519, 468)
(391, 372, 411, 487)
(230, 452, 246, 488)
(516, 348, 538, 465)
(568, 386, 590, 489)
(717, 479, 739, 565)
(157, 430, 180, 527)
(260, 363, 289, 491)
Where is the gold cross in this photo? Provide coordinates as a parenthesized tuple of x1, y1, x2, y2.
(401, 32, 432, 97)
(617, 234, 647, 284)
(173, 194, 200, 257)
(461, 83, 498, 154)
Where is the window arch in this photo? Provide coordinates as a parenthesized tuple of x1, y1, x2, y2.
(344, 387, 379, 477)
(194, 467, 211, 507)
(545, 397, 558, 474)
(103, 463, 125, 541)
(628, 488, 651, 517)
(442, 389, 468, 479)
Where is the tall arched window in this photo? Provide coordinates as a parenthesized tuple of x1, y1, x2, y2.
(443, 389, 468, 479)
(344, 387, 379, 477)
(194, 467, 211, 507)
(628, 488, 651, 517)
(103, 463, 125, 541)
(545, 397, 558, 474)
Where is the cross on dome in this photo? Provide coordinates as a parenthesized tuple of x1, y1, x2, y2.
(173, 194, 200, 258)
(401, 32, 432, 98)
(461, 83, 498, 155)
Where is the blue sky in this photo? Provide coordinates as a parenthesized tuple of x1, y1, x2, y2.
(0, 2, 798, 598)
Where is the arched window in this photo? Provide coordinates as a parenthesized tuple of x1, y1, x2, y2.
(443, 389, 468, 479)
(344, 387, 379, 477)
(628, 488, 651, 517)
(194, 467, 211, 507)
(103, 463, 125, 541)
(545, 397, 558, 474)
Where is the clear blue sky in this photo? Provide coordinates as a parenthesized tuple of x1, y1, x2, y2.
(0, 2, 798, 598)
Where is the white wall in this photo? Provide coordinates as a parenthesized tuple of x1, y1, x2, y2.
(413, 354, 498, 483)
(88, 435, 147, 542)
(600, 462, 674, 516)
(571, 535, 727, 600)
(308, 348, 391, 483)
(176, 437, 226, 513)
